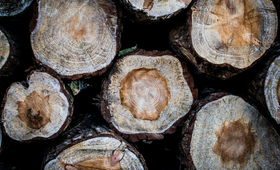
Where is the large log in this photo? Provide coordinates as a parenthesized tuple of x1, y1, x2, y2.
(119, 0, 192, 22)
(181, 93, 280, 169)
(1, 69, 73, 142)
(101, 50, 197, 142)
(170, 0, 278, 79)
(0, 0, 33, 17)
(30, 0, 122, 80)
(42, 115, 147, 170)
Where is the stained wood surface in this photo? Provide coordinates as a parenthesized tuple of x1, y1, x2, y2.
(181, 93, 280, 169)
(0, 0, 33, 17)
(1, 70, 73, 142)
(101, 50, 197, 142)
(170, 0, 278, 79)
(30, 0, 121, 79)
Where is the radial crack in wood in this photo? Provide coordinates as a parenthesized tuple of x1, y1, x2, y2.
(30, 0, 120, 79)
(0, 0, 33, 16)
(1, 71, 73, 142)
(183, 95, 280, 169)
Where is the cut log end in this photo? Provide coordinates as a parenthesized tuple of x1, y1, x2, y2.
(0, 30, 10, 69)
(1, 71, 73, 142)
(183, 94, 280, 169)
(102, 50, 196, 141)
(0, 0, 33, 17)
(44, 137, 144, 170)
(31, 0, 120, 78)
(191, 0, 277, 68)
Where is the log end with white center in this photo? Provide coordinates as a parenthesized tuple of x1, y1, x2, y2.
(170, 0, 278, 79)
(0, 0, 33, 17)
(181, 93, 280, 169)
(30, 0, 121, 80)
(1, 70, 73, 142)
(42, 116, 147, 170)
(101, 50, 197, 142)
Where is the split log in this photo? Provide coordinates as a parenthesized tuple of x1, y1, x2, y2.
(42, 115, 147, 170)
(101, 50, 198, 142)
(170, 0, 278, 79)
(180, 93, 280, 169)
(0, 0, 33, 17)
(119, 0, 191, 22)
(30, 0, 122, 80)
(1, 69, 73, 142)
(247, 42, 280, 124)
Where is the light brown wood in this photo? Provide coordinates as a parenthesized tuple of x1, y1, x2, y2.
(0, 30, 9, 69)
(1, 71, 73, 142)
(30, 0, 120, 79)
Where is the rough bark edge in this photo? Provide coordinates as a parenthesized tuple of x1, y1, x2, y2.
(180, 91, 276, 169)
(0, 67, 74, 143)
(101, 49, 198, 143)
(41, 115, 148, 170)
(169, 1, 279, 80)
(29, 0, 123, 80)
(118, 0, 186, 24)
(0, 0, 33, 19)
(247, 42, 280, 125)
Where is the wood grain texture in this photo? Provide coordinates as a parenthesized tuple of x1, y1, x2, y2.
(101, 50, 197, 142)
(0, 0, 33, 16)
(0, 30, 9, 69)
(1, 70, 73, 142)
(30, 0, 121, 79)
(182, 94, 280, 169)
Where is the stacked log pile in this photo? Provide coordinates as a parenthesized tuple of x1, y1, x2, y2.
(0, 0, 279, 169)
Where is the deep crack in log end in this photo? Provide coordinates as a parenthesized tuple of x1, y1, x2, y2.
(212, 119, 256, 168)
(120, 68, 171, 121)
(17, 91, 51, 129)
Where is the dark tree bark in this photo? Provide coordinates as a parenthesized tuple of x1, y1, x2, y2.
(170, 0, 278, 79)
(42, 115, 147, 170)
(180, 92, 280, 169)
(1, 69, 73, 142)
(101, 50, 198, 142)
(30, 0, 122, 80)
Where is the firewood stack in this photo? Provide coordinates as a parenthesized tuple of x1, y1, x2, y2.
(0, 0, 279, 169)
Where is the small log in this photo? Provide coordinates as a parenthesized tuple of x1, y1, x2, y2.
(181, 93, 280, 169)
(170, 0, 278, 79)
(119, 0, 191, 22)
(247, 42, 280, 124)
(30, 0, 122, 80)
(1, 69, 73, 142)
(101, 50, 197, 142)
(0, 0, 33, 17)
(42, 115, 147, 170)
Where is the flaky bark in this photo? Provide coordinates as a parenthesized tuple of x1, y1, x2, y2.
(1, 69, 73, 142)
(0, 0, 33, 17)
(181, 93, 280, 169)
(42, 115, 147, 170)
(170, 0, 278, 79)
(101, 50, 197, 142)
(119, 0, 191, 22)
(30, 0, 122, 80)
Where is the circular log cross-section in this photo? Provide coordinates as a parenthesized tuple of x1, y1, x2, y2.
(0, 0, 33, 17)
(101, 50, 197, 142)
(182, 94, 280, 169)
(170, 0, 278, 79)
(1, 71, 73, 142)
(30, 0, 120, 79)
(121, 0, 191, 21)
(264, 55, 280, 124)
(43, 116, 147, 170)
